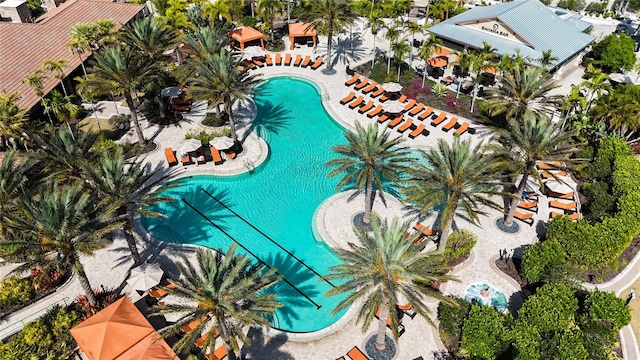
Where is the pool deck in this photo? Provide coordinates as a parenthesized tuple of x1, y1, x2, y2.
(4, 17, 639, 360)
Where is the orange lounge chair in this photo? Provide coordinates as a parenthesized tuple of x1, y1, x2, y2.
(454, 122, 470, 135)
(397, 119, 413, 133)
(194, 328, 220, 347)
(371, 87, 385, 97)
(550, 211, 579, 220)
(409, 124, 427, 138)
(379, 93, 390, 102)
(537, 161, 562, 170)
(311, 57, 323, 69)
(397, 303, 417, 318)
(374, 308, 405, 336)
(358, 100, 374, 114)
(408, 102, 424, 116)
(541, 170, 567, 179)
(514, 210, 534, 226)
(180, 318, 202, 333)
(205, 345, 228, 360)
(210, 146, 224, 165)
(264, 53, 273, 66)
(345, 74, 359, 86)
(346, 346, 370, 360)
(517, 200, 538, 213)
(362, 82, 378, 94)
(418, 107, 433, 120)
(403, 99, 416, 112)
(293, 54, 302, 66)
(387, 115, 404, 128)
(180, 152, 192, 166)
(549, 200, 577, 210)
(340, 91, 356, 104)
(431, 112, 447, 126)
(252, 57, 265, 67)
(284, 53, 292, 65)
(367, 105, 383, 118)
(397, 94, 407, 103)
(378, 113, 390, 123)
(164, 148, 178, 166)
(547, 190, 574, 199)
(275, 53, 282, 65)
(442, 117, 458, 131)
(240, 59, 256, 69)
(355, 79, 370, 90)
(348, 96, 365, 109)
(413, 223, 436, 237)
(301, 55, 311, 67)
(148, 288, 167, 299)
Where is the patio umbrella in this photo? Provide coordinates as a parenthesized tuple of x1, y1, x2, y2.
(381, 82, 403, 93)
(209, 136, 234, 150)
(126, 262, 164, 292)
(514, 174, 542, 194)
(544, 175, 577, 194)
(428, 57, 447, 68)
(242, 45, 264, 59)
(177, 139, 202, 155)
(383, 101, 406, 114)
(161, 87, 183, 97)
(433, 47, 451, 56)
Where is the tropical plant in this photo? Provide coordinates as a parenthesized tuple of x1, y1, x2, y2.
(326, 215, 456, 352)
(487, 113, 577, 226)
(202, 0, 232, 26)
(483, 65, 562, 123)
(161, 0, 193, 33)
(257, 0, 283, 42)
(404, 137, 503, 250)
(120, 17, 177, 62)
(0, 181, 121, 307)
(82, 147, 176, 265)
(306, 0, 358, 72)
(0, 92, 28, 150)
(580, 72, 612, 112)
(78, 46, 156, 146)
(418, 33, 443, 87)
(591, 83, 640, 137)
(42, 59, 69, 97)
(184, 48, 261, 143)
(590, 33, 636, 72)
(391, 38, 411, 81)
(179, 24, 232, 66)
(326, 121, 414, 226)
(364, 7, 385, 68)
(47, 90, 81, 133)
(404, 21, 424, 62)
(383, 20, 403, 74)
(0, 150, 31, 221)
(537, 49, 559, 69)
(459, 305, 509, 360)
(151, 246, 281, 357)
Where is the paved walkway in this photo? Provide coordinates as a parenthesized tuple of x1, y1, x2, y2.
(3, 15, 639, 359)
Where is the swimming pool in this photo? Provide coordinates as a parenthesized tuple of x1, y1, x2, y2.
(141, 77, 351, 333)
(464, 283, 508, 313)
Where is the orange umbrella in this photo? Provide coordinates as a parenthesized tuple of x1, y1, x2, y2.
(433, 48, 451, 56)
(428, 57, 447, 68)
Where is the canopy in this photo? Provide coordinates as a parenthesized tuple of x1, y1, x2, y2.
(229, 26, 264, 50)
(114, 332, 178, 360)
(514, 174, 542, 194)
(544, 175, 577, 194)
(209, 136, 234, 150)
(71, 297, 176, 360)
(126, 262, 165, 292)
(383, 101, 406, 114)
(288, 22, 317, 50)
(381, 82, 403, 93)
(429, 57, 447, 68)
(177, 139, 203, 155)
(433, 47, 451, 56)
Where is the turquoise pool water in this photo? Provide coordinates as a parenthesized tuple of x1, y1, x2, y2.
(141, 77, 351, 333)
(465, 283, 509, 313)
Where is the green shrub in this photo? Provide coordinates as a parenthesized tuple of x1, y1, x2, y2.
(521, 241, 566, 284)
(432, 83, 449, 97)
(582, 181, 616, 220)
(446, 229, 477, 260)
(460, 305, 509, 360)
(185, 128, 229, 145)
(202, 112, 227, 127)
(241, 16, 257, 27)
(438, 296, 472, 351)
(585, 290, 631, 332)
(0, 276, 34, 310)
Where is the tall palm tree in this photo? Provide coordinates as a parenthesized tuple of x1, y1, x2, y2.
(151, 245, 281, 357)
(365, 8, 385, 68)
(82, 147, 176, 266)
(0, 91, 28, 150)
(24, 70, 54, 125)
(391, 38, 411, 81)
(185, 49, 261, 143)
(487, 113, 577, 227)
(404, 137, 503, 251)
(306, 0, 358, 72)
(78, 46, 156, 146)
(0, 181, 121, 307)
(326, 215, 455, 352)
(181, 24, 232, 61)
(469, 53, 488, 112)
(580, 72, 612, 112)
(0, 150, 31, 221)
(48, 90, 81, 135)
(418, 33, 443, 87)
(537, 49, 558, 70)
(484, 65, 562, 124)
(42, 59, 69, 97)
(326, 121, 414, 226)
(383, 20, 402, 74)
(120, 17, 178, 62)
(202, 0, 232, 26)
(404, 21, 423, 62)
(257, 0, 283, 42)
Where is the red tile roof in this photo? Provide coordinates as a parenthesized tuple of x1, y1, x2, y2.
(0, 0, 145, 110)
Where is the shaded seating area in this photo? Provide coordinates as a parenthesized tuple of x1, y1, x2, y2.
(229, 26, 264, 50)
(288, 22, 317, 49)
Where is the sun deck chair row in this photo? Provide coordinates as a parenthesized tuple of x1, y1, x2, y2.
(262, 53, 323, 69)
(164, 146, 224, 167)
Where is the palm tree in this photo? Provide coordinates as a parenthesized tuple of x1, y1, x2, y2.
(404, 21, 423, 62)
(391, 38, 411, 81)
(0, 91, 28, 150)
(365, 8, 385, 68)
(537, 49, 558, 70)
(326, 215, 455, 352)
(161, 0, 193, 33)
(326, 121, 414, 226)
(151, 245, 281, 357)
(418, 33, 443, 87)
(0, 181, 121, 307)
(185, 49, 261, 143)
(42, 59, 69, 97)
(483, 65, 562, 123)
(120, 17, 178, 62)
(48, 90, 81, 135)
(487, 113, 577, 227)
(469, 53, 489, 112)
(82, 147, 176, 266)
(78, 46, 156, 146)
(202, 0, 232, 26)
(580, 72, 612, 112)
(0, 150, 31, 220)
(383, 20, 402, 74)
(23, 70, 54, 124)
(404, 137, 503, 251)
(306, 0, 358, 72)
(257, 0, 283, 42)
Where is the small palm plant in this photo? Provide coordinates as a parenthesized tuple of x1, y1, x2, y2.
(151, 245, 282, 357)
(326, 215, 456, 352)
(326, 121, 414, 226)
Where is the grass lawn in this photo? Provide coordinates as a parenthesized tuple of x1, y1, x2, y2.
(619, 280, 640, 341)
(78, 117, 115, 133)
